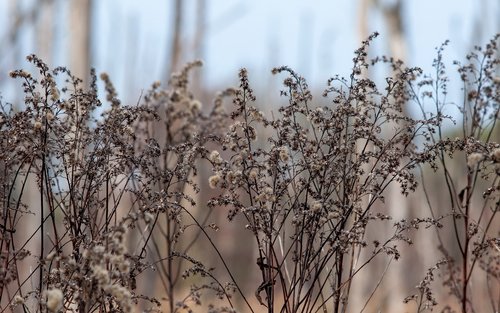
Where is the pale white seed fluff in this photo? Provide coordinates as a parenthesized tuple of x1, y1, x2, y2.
(249, 168, 258, 180)
(311, 200, 322, 212)
(189, 99, 202, 111)
(45, 288, 63, 312)
(12, 295, 24, 305)
(491, 148, 500, 162)
(209, 174, 221, 189)
(467, 152, 483, 168)
(34, 121, 43, 129)
(209, 150, 223, 165)
(278, 146, 289, 162)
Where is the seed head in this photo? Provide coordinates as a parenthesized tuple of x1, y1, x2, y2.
(190, 99, 202, 112)
(12, 295, 24, 306)
(34, 120, 43, 129)
(311, 200, 322, 212)
(249, 168, 258, 180)
(278, 146, 289, 162)
(209, 150, 223, 165)
(209, 174, 221, 189)
(491, 148, 500, 162)
(45, 288, 63, 312)
(467, 152, 483, 168)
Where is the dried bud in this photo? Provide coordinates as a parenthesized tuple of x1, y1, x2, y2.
(467, 153, 483, 168)
(209, 150, 223, 165)
(189, 99, 202, 112)
(12, 295, 24, 306)
(34, 120, 43, 130)
(278, 146, 289, 162)
(46, 111, 54, 121)
(249, 168, 258, 180)
(45, 288, 63, 312)
(491, 148, 500, 163)
(311, 200, 322, 212)
(209, 174, 221, 189)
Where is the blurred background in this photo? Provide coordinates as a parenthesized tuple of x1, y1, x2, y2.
(0, 1, 498, 312)
(0, 0, 499, 106)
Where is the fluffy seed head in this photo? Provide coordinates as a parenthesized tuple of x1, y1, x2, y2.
(34, 120, 43, 129)
(278, 146, 289, 162)
(210, 150, 223, 164)
(491, 148, 500, 162)
(209, 174, 221, 189)
(467, 152, 483, 168)
(311, 200, 322, 212)
(45, 288, 63, 312)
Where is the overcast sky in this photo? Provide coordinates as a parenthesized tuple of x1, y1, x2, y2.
(91, 0, 499, 89)
(1, 0, 499, 110)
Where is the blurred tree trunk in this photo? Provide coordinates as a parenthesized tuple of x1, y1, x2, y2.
(37, 0, 55, 66)
(357, 0, 372, 52)
(3, 2, 55, 309)
(165, 0, 184, 82)
(377, 2, 412, 312)
(355, 1, 413, 312)
(1, 0, 55, 86)
(3, 0, 22, 92)
(192, 0, 206, 93)
(69, 0, 92, 88)
(378, 0, 406, 63)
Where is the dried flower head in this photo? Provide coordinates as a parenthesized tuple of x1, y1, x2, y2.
(311, 200, 322, 212)
(278, 146, 289, 162)
(210, 150, 223, 165)
(34, 120, 43, 129)
(467, 152, 483, 168)
(189, 99, 202, 111)
(12, 295, 24, 306)
(491, 148, 500, 162)
(45, 288, 63, 312)
(249, 168, 258, 180)
(209, 174, 222, 189)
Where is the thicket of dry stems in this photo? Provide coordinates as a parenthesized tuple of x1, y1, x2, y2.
(0, 33, 498, 313)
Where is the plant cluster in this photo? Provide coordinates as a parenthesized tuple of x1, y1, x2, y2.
(0, 33, 498, 313)
(407, 35, 500, 313)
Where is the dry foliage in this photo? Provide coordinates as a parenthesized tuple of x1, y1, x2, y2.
(0, 33, 498, 313)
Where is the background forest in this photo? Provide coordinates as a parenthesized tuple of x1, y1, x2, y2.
(0, 1, 499, 313)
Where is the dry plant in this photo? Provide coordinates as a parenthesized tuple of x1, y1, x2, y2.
(0, 56, 232, 312)
(405, 35, 500, 313)
(0, 33, 498, 313)
(205, 33, 453, 313)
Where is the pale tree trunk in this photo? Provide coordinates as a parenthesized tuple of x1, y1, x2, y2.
(192, 0, 206, 93)
(3, 0, 22, 92)
(69, 0, 92, 88)
(165, 0, 184, 82)
(1, 0, 52, 86)
(377, 2, 411, 312)
(357, 0, 372, 52)
(352, 1, 412, 312)
(379, 0, 406, 63)
(348, 2, 373, 311)
(37, 0, 55, 66)
(3, 1, 56, 310)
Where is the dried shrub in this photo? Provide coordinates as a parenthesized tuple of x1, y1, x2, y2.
(0, 33, 498, 313)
